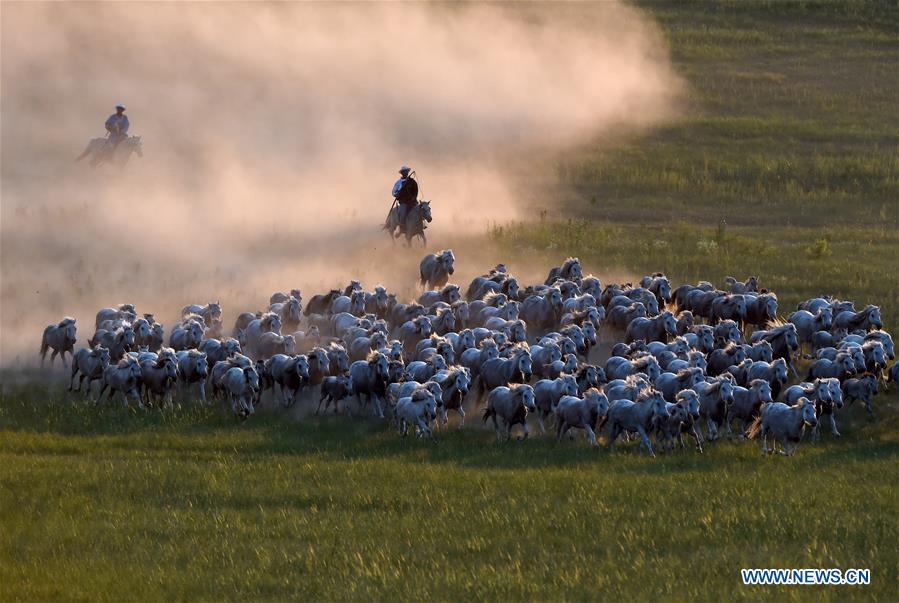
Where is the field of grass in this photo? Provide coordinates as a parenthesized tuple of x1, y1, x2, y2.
(3, 1, 899, 600)
(2, 378, 897, 601)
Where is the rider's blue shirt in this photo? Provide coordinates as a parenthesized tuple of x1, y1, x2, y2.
(105, 114, 129, 136)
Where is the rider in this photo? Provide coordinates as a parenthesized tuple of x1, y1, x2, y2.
(391, 165, 419, 235)
(105, 104, 129, 153)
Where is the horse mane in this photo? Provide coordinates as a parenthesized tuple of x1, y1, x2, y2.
(675, 367, 696, 380)
(366, 350, 384, 363)
(479, 338, 497, 350)
(723, 342, 741, 354)
(57, 317, 76, 327)
(635, 388, 661, 403)
(633, 355, 657, 370)
(562, 257, 580, 270)
(483, 290, 506, 306)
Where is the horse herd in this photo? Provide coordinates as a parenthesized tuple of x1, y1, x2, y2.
(39, 251, 896, 456)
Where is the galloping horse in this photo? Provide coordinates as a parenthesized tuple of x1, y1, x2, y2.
(76, 135, 143, 167)
(384, 200, 432, 246)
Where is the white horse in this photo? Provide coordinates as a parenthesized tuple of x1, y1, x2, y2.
(483, 384, 536, 441)
(384, 200, 433, 246)
(748, 399, 818, 456)
(554, 389, 610, 445)
(41, 317, 77, 367)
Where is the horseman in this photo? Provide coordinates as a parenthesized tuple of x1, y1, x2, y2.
(104, 103, 129, 154)
(391, 165, 419, 237)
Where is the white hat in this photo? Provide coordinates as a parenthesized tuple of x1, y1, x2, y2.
(399, 165, 411, 175)
(115, 103, 126, 110)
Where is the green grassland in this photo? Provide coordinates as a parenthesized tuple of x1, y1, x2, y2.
(2, 380, 897, 601)
(3, 1, 899, 600)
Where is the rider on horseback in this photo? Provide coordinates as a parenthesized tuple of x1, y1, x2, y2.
(105, 104, 129, 155)
(391, 165, 419, 237)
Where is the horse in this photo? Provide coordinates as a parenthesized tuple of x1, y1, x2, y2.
(724, 276, 759, 294)
(693, 377, 736, 441)
(726, 379, 773, 437)
(91, 325, 136, 360)
(532, 375, 579, 433)
(256, 333, 296, 360)
(746, 357, 789, 400)
(222, 365, 260, 418)
(244, 313, 282, 357)
(832, 305, 882, 332)
(788, 308, 833, 353)
(744, 292, 778, 330)
(317, 374, 354, 415)
(270, 297, 303, 333)
(477, 345, 533, 395)
(395, 390, 439, 440)
(625, 311, 677, 344)
(432, 367, 472, 427)
(305, 290, 341, 316)
(604, 355, 661, 382)
(384, 200, 433, 246)
(69, 346, 111, 397)
(842, 374, 878, 418)
(419, 284, 461, 307)
(419, 249, 456, 290)
(96, 356, 143, 408)
(40, 317, 77, 367)
(181, 302, 222, 325)
(168, 320, 204, 353)
(349, 352, 391, 418)
(176, 350, 208, 404)
(544, 258, 582, 286)
(330, 291, 367, 317)
(75, 135, 143, 167)
(484, 384, 536, 441)
(747, 398, 818, 456)
(520, 288, 563, 334)
(139, 357, 179, 407)
(266, 354, 311, 407)
(554, 389, 610, 445)
(606, 302, 647, 330)
(604, 389, 669, 457)
(655, 367, 705, 402)
(459, 338, 500, 381)
(750, 324, 800, 379)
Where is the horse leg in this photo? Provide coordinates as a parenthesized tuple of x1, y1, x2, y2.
(829, 413, 841, 437)
(518, 421, 529, 441)
(638, 427, 655, 458)
(372, 395, 384, 419)
(584, 425, 598, 446)
(457, 407, 465, 429)
(608, 424, 620, 451)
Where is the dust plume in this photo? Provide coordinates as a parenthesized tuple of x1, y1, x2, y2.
(0, 1, 681, 363)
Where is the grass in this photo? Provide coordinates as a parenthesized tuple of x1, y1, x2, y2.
(4, 1, 899, 600)
(2, 379, 898, 601)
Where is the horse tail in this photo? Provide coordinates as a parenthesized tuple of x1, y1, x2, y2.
(745, 408, 765, 440)
(482, 406, 494, 424)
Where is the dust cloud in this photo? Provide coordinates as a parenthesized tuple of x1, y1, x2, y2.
(1, 1, 680, 363)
